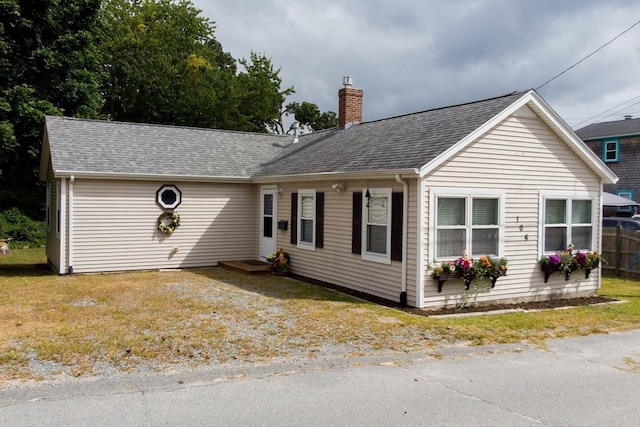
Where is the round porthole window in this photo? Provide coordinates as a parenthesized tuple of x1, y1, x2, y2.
(156, 185, 182, 209)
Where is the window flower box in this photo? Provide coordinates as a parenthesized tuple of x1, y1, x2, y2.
(539, 246, 604, 283)
(432, 255, 507, 293)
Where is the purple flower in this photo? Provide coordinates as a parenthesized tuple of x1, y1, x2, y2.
(548, 254, 561, 265)
(575, 252, 587, 266)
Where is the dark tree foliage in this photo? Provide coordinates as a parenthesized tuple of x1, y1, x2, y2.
(101, 1, 295, 133)
(0, 0, 104, 218)
(285, 101, 338, 132)
(100, 0, 237, 127)
(0, 0, 336, 221)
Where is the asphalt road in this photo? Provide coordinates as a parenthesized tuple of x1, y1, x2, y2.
(1, 330, 639, 426)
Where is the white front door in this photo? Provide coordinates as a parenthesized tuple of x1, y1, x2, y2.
(260, 187, 277, 260)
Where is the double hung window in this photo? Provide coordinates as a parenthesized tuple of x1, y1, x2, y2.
(602, 139, 619, 163)
(543, 197, 593, 252)
(298, 190, 316, 249)
(432, 190, 503, 259)
(363, 189, 391, 262)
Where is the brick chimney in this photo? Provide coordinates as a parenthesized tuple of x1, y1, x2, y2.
(338, 76, 363, 129)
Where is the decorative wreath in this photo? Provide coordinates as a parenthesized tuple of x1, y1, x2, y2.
(157, 211, 180, 234)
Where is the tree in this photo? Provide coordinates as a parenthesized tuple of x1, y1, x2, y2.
(284, 101, 338, 133)
(0, 0, 104, 218)
(101, 1, 297, 133)
(235, 51, 294, 133)
(101, 0, 240, 128)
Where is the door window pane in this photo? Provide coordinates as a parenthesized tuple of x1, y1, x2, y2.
(263, 217, 273, 238)
(263, 194, 273, 215)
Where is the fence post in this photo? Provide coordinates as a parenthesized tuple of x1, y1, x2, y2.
(615, 225, 622, 276)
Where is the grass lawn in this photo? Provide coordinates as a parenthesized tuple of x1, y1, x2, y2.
(1, 248, 639, 382)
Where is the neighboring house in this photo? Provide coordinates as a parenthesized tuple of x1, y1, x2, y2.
(39, 81, 617, 309)
(575, 117, 640, 216)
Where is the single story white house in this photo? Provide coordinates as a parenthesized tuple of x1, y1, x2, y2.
(39, 80, 618, 309)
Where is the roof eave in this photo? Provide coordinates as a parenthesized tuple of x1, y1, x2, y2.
(580, 132, 640, 141)
(419, 90, 618, 185)
(252, 168, 420, 183)
(52, 170, 253, 183)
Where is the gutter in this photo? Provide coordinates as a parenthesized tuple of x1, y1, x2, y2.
(253, 168, 420, 183)
(53, 169, 423, 184)
(395, 174, 409, 306)
(53, 170, 253, 183)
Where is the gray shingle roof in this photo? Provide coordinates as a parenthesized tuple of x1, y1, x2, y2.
(44, 90, 528, 180)
(255, 90, 527, 176)
(575, 117, 640, 140)
(45, 117, 290, 179)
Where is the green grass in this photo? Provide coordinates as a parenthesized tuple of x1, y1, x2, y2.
(1, 248, 639, 383)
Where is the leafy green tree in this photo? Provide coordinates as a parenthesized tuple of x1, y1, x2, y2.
(234, 51, 294, 133)
(0, 0, 104, 218)
(101, 1, 296, 133)
(284, 101, 338, 133)
(101, 0, 240, 128)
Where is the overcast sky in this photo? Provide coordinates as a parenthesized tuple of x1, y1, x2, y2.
(193, 0, 640, 130)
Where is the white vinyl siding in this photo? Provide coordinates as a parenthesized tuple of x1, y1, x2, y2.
(274, 179, 418, 306)
(67, 180, 255, 273)
(422, 111, 602, 308)
(45, 178, 62, 273)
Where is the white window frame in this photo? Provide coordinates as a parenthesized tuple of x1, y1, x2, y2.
(538, 191, 597, 255)
(603, 139, 619, 163)
(297, 189, 316, 250)
(361, 188, 392, 264)
(156, 184, 182, 209)
(429, 188, 505, 261)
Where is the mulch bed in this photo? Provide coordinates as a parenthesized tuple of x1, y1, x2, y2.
(403, 296, 618, 317)
(289, 273, 618, 317)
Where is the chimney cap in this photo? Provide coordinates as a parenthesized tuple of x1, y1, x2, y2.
(343, 76, 353, 88)
(624, 115, 633, 120)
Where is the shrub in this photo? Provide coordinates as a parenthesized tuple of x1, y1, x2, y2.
(0, 208, 46, 247)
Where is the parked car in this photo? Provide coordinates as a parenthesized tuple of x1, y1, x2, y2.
(602, 217, 640, 231)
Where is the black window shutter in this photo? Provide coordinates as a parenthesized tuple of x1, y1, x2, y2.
(290, 192, 298, 245)
(352, 192, 362, 254)
(316, 192, 324, 248)
(391, 192, 404, 261)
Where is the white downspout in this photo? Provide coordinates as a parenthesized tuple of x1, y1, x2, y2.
(68, 176, 74, 274)
(59, 179, 66, 275)
(395, 174, 408, 306)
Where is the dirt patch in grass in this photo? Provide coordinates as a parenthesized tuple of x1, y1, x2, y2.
(1, 254, 639, 385)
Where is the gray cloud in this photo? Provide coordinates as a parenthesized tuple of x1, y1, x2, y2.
(194, 0, 640, 129)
